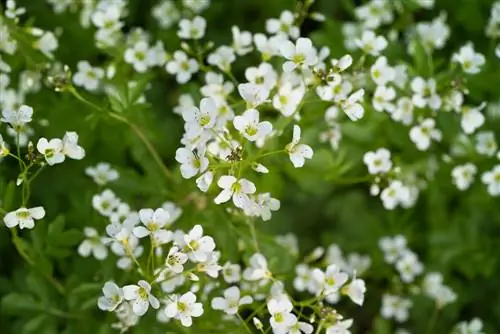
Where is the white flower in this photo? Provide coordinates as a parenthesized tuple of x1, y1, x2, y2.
(1, 104, 33, 129)
(423, 272, 457, 307)
(92, 189, 120, 217)
(122, 280, 160, 316)
(165, 292, 203, 327)
(342, 277, 366, 306)
(214, 175, 256, 209)
(166, 51, 199, 84)
(222, 262, 241, 283)
(312, 264, 349, 295)
(37, 138, 65, 165)
(381, 294, 412, 322)
(182, 97, 219, 130)
(3, 206, 45, 229)
(238, 83, 270, 109)
(178, 16, 206, 39)
(183, 224, 216, 262)
(211, 286, 253, 315)
(165, 246, 188, 273)
(452, 163, 477, 191)
(481, 165, 500, 196)
(243, 253, 270, 281)
(73, 61, 104, 91)
(207, 45, 236, 72)
(35, 32, 58, 58)
(62, 132, 85, 160)
(326, 319, 353, 334)
(124, 41, 150, 73)
(411, 77, 442, 110)
(254, 192, 280, 221)
(97, 281, 123, 312)
(196, 171, 214, 192)
(355, 0, 393, 29)
(373, 86, 396, 113)
(452, 43, 485, 74)
(182, 0, 209, 13)
(254, 33, 286, 60)
(285, 125, 313, 168)
(476, 131, 497, 156)
(293, 264, 315, 293)
(370, 56, 395, 86)
(459, 103, 486, 134)
(279, 37, 318, 72)
(231, 26, 253, 55)
(454, 318, 484, 334)
(391, 97, 414, 125)
(416, 14, 450, 50)
(380, 180, 411, 210)
(340, 89, 365, 121)
(5, 0, 26, 19)
(152, 0, 180, 28)
(78, 227, 108, 260)
(363, 148, 392, 174)
(273, 82, 305, 117)
(133, 208, 172, 242)
(245, 62, 277, 91)
(266, 10, 299, 39)
(288, 318, 314, 334)
(496, 45, 500, 59)
(395, 251, 424, 283)
(85, 162, 119, 185)
(409, 118, 442, 151)
(379, 235, 407, 264)
(233, 109, 272, 142)
(267, 298, 296, 330)
(355, 30, 387, 56)
(175, 147, 209, 179)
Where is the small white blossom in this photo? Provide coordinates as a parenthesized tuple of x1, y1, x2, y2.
(233, 109, 273, 142)
(279, 37, 318, 72)
(363, 148, 392, 174)
(481, 165, 500, 196)
(211, 286, 253, 315)
(285, 125, 314, 168)
(355, 30, 388, 56)
(409, 118, 442, 151)
(166, 51, 199, 84)
(214, 175, 256, 209)
(165, 292, 204, 327)
(452, 43, 485, 74)
(122, 280, 160, 316)
(98, 281, 123, 312)
(78, 227, 108, 260)
(73, 61, 104, 91)
(85, 162, 119, 185)
(381, 294, 412, 322)
(452, 163, 477, 191)
(178, 16, 206, 39)
(3, 206, 45, 229)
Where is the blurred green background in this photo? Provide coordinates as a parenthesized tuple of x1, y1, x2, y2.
(1, 0, 500, 333)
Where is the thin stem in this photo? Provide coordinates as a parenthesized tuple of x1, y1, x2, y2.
(426, 304, 440, 334)
(245, 302, 267, 323)
(315, 320, 325, 334)
(246, 218, 261, 253)
(237, 313, 253, 334)
(68, 87, 176, 183)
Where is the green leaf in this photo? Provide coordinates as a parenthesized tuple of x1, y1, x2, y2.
(22, 315, 49, 333)
(1, 293, 41, 314)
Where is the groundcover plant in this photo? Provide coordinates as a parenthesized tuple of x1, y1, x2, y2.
(1, 0, 500, 333)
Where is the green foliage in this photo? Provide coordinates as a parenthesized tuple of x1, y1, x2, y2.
(1, 0, 500, 333)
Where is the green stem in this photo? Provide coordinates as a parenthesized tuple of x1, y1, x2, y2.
(426, 304, 440, 334)
(237, 313, 253, 334)
(11, 229, 66, 295)
(68, 87, 176, 183)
